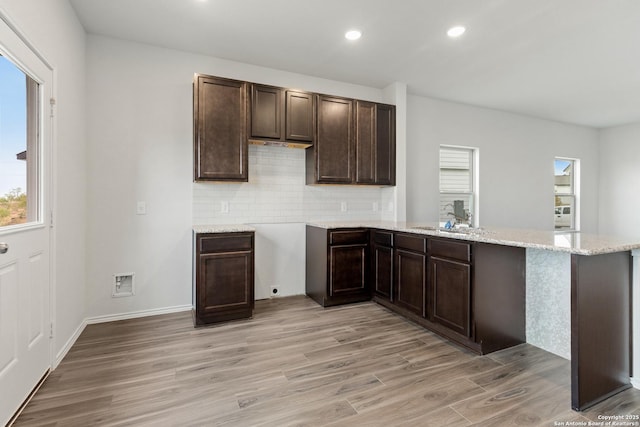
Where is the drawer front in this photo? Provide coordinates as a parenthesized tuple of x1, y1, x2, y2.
(372, 230, 393, 247)
(428, 238, 471, 262)
(199, 233, 254, 254)
(329, 229, 368, 245)
(395, 233, 427, 253)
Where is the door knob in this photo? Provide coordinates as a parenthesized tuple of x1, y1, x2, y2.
(0, 243, 8, 254)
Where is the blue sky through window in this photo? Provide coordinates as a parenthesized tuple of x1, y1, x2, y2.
(554, 159, 571, 176)
(0, 55, 27, 196)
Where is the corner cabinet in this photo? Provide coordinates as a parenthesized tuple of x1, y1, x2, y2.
(193, 74, 248, 182)
(193, 232, 255, 325)
(371, 230, 394, 301)
(305, 226, 370, 307)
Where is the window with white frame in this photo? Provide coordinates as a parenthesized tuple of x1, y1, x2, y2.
(554, 158, 578, 230)
(439, 146, 477, 227)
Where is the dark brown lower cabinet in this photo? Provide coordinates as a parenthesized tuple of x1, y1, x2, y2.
(308, 226, 525, 355)
(306, 226, 370, 307)
(394, 233, 427, 317)
(428, 238, 472, 338)
(371, 230, 393, 301)
(193, 232, 254, 325)
(429, 256, 471, 337)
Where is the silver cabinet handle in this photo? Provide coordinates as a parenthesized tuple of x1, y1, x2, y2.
(0, 243, 8, 254)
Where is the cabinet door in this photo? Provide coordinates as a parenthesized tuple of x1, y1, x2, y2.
(315, 95, 354, 183)
(355, 101, 376, 184)
(198, 250, 254, 316)
(194, 75, 248, 181)
(395, 249, 426, 316)
(286, 90, 314, 142)
(373, 244, 393, 300)
(330, 244, 366, 296)
(429, 256, 471, 337)
(375, 104, 395, 185)
(250, 84, 282, 139)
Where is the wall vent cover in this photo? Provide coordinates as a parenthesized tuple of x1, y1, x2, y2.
(113, 273, 135, 297)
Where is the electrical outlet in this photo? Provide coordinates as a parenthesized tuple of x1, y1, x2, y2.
(341, 201, 347, 212)
(136, 201, 146, 215)
(270, 286, 279, 297)
(221, 201, 229, 214)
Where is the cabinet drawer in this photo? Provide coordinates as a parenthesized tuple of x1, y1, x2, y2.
(329, 229, 368, 245)
(428, 238, 471, 262)
(395, 233, 427, 253)
(199, 233, 254, 254)
(372, 230, 393, 247)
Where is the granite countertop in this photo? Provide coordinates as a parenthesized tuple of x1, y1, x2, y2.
(193, 224, 256, 234)
(305, 220, 640, 256)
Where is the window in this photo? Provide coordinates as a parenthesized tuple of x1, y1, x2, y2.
(439, 146, 477, 227)
(554, 158, 578, 230)
(0, 54, 40, 228)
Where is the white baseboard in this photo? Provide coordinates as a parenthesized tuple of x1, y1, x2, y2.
(52, 305, 192, 369)
(54, 319, 87, 369)
(86, 304, 192, 325)
(632, 377, 640, 390)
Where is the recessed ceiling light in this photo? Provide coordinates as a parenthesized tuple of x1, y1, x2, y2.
(447, 26, 466, 38)
(345, 30, 362, 41)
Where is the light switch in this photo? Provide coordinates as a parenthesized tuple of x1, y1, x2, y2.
(221, 201, 229, 214)
(136, 201, 146, 215)
(341, 201, 347, 212)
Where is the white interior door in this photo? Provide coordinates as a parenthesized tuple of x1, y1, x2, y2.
(0, 12, 52, 426)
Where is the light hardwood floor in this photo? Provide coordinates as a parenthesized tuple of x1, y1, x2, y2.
(13, 296, 640, 426)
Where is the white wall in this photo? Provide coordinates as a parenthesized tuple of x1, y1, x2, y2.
(406, 95, 600, 231)
(0, 0, 87, 362)
(85, 35, 394, 317)
(598, 123, 640, 237)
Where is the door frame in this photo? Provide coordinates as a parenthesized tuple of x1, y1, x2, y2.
(0, 2, 56, 377)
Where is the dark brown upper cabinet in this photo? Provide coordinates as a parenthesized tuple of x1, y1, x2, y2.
(307, 95, 354, 184)
(249, 84, 314, 148)
(375, 103, 396, 185)
(355, 101, 376, 184)
(286, 90, 314, 143)
(250, 84, 281, 140)
(355, 101, 396, 185)
(193, 74, 248, 182)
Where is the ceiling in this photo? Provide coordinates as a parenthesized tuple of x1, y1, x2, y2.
(68, 0, 640, 128)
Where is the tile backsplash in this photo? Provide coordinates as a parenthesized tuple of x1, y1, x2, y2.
(193, 145, 392, 224)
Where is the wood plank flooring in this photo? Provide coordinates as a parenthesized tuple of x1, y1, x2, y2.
(12, 296, 640, 426)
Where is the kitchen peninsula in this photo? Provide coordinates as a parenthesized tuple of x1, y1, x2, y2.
(304, 221, 640, 411)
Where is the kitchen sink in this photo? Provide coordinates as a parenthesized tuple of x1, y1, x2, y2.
(411, 225, 488, 235)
